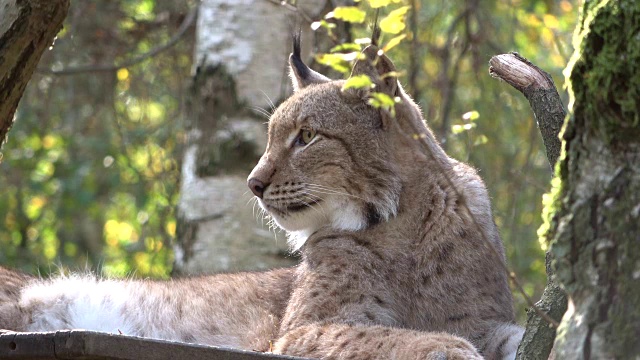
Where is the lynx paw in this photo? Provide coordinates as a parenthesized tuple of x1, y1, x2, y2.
(275, 323, 483, 360)
(397, 333, 483, 360)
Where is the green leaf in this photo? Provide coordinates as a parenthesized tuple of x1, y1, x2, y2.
(383, 34, 407, 52)
(330, 43, 362, 53)
(342, 75, 375, 91)
(380, 6, 410, 34)
(451, 123, 476, 134)
(311, 20, 336, 31)
(462, 110, 480, 121)
(316, 53, 361, 74)
(368, 92, 398, 115)
(473, 134, 489, 145)
(367, 0, 403, 9)
(328, 6, 367, 23)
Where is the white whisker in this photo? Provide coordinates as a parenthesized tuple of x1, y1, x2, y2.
(260, 90, 277, 112)
(249, 106, 272, 119)
(305, 184, 365, 201)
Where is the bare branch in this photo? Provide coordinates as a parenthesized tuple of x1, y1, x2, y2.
(489, 52, 565, 167)
(490, 52, 568, 360)
(38, 7, 197, 76)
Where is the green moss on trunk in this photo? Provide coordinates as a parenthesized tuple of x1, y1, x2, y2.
(544, 0, 640, 358)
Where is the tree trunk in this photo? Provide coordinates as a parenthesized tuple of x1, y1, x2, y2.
(546, 0, 640, 358)
(0, 0, 69, 147)
(173, 0, 328, 275)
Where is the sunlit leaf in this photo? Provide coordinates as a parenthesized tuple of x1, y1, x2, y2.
(543, 14, 560, 29)
(166, 221, 176, 237)
(342, 75, 375, 91)
(42, 134, 61, 150)
(451, 123, 476, 134)
(382, 34, 407, 52)
(330, 43, 362, 53)
(311, 20, 336, 31)
(380, 6, 410, 34)
(462, 110, 480, 121)
(474, 134, 489, 145)
(368, 92, 399, 116)
(117, 68, 129, 81)
(26, 196, 47, 219)
(327, 7, 366, 24)
(367, 0, 403, 9)
(316, 52, 362, 74)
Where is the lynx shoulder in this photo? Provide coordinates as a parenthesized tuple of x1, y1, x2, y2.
(1, 38, 523, 360)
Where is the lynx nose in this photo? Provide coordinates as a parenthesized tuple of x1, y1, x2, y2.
(248, 178, 267, 198)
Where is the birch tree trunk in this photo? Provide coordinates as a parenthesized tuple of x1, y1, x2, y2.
(173, 0, 328, 275)
(0, 0, 69, 147)
(546, 0, 640, 358)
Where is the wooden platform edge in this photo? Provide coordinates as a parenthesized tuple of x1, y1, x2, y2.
(0, 330, 310, 360)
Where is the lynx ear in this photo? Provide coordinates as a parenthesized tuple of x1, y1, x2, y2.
(289, 33, 330, 92)
(347, 45, 399, 98)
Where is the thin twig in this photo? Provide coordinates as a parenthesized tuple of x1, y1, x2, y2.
(37, 7, 197, 76)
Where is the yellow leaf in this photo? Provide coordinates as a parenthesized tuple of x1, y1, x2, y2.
(380, 6, 410, 34)
(367, 0, 403, 8)
(543, 14, 559, 29)
(473, 134, 488, 146)
(462, 110, 480, 121)
(342, 75, 375, 91)
(328, 6, 366, 23)
(451, 123, 476, 134)
(117, 68, 129, 81)
(166, 221, 176, 237)
(383, 34, 407, 52)
(316, 52, 362, 74)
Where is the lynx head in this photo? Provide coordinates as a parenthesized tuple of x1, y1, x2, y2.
(248, 36, 424, 251)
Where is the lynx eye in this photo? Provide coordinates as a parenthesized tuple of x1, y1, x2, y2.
(296, 129, 316, 146)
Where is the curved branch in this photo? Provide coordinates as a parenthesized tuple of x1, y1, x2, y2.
(489, 52, 565, 168)
(489, 52, 568, 360)
(38, 7, 197, 76)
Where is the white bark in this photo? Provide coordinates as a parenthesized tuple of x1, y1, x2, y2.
(174, 0, 327, 274)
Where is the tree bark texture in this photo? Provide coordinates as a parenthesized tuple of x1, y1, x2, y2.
(489, 53, 568, 360)
(546, 0, 640, 358)
(173, 0, 328, 275)
(0, 0, 70, 147)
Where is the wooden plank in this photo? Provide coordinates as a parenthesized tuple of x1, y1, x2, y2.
(0, 331, 57, 359)
(0, 331, 310, 360)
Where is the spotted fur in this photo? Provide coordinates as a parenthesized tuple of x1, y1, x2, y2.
(1, 42, 523, 359)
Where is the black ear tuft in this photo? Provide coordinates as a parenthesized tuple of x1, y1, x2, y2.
(289, 31, 331, 91)
(291, 31, 310, 80)
(371, 26, 381, 47)
(371, 9, 381, 47)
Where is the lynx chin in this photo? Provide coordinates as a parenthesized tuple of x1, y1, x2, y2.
(1, 36, 524, 360)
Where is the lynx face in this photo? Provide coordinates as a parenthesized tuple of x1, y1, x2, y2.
(248, 61, 402, 250)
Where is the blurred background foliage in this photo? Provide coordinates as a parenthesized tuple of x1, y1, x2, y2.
(0, 0, 575, 315)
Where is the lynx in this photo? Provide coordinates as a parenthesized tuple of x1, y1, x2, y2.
(0, 38, 524, 359)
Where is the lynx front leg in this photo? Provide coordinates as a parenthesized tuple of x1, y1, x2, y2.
(274, 323, 483, 360)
